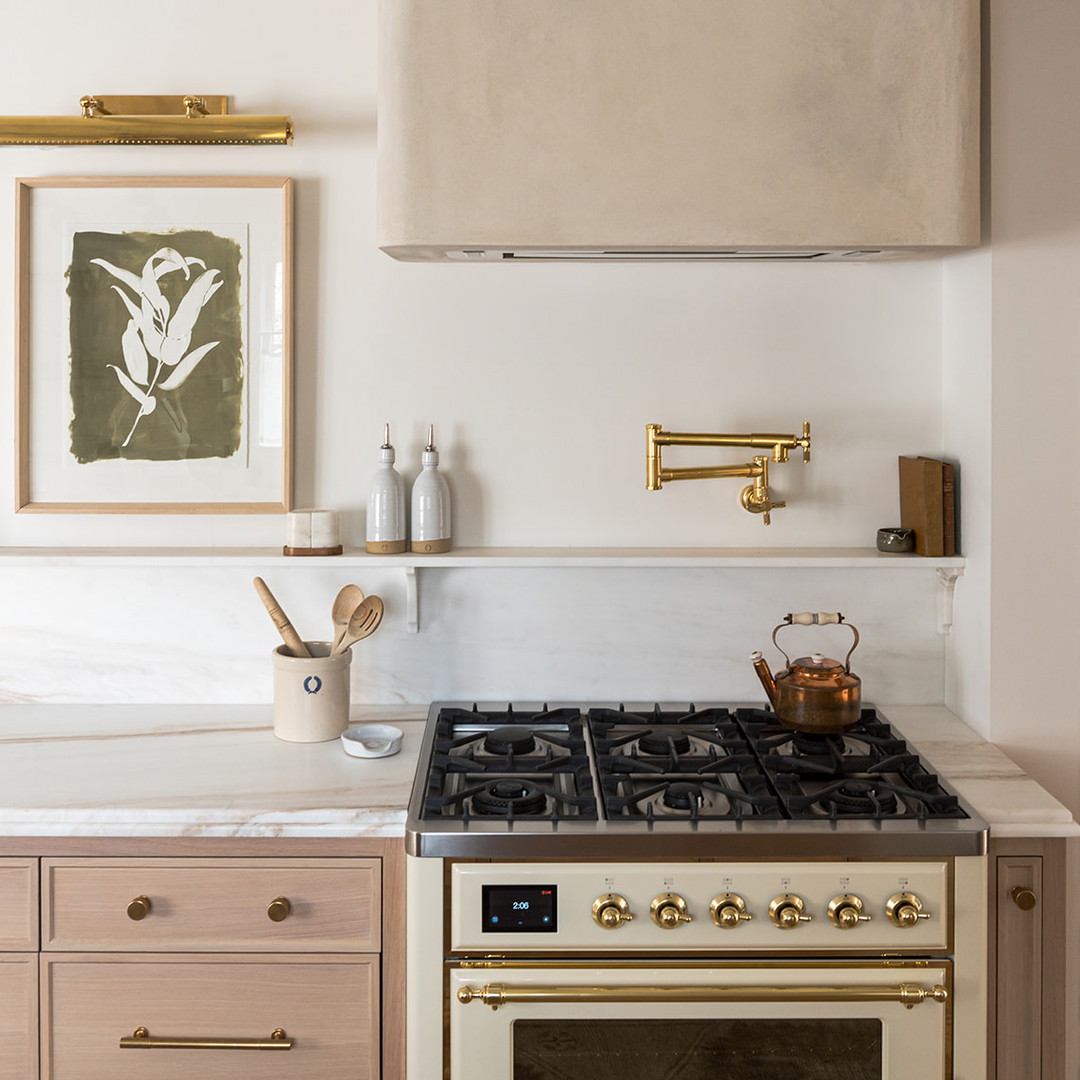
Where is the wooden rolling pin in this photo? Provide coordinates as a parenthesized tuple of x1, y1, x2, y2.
(253, 577, 311, 658)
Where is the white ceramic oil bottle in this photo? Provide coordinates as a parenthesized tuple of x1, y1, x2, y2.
(410, 425, 452, 553)
(366, 423, 407, 554)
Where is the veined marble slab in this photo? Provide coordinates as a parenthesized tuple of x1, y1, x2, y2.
(884, 706, 1080, 838)
(0, 704, 1073, 839)
(0, 705, 425, 838)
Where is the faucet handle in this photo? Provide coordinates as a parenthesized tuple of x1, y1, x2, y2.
(800, 420, 812, 462)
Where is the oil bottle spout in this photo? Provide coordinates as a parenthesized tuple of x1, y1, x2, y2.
(750, 650, 779, 710)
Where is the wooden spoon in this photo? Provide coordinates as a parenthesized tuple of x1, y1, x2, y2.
(330, 584, 365, 655)
(332, 596, 384, 655)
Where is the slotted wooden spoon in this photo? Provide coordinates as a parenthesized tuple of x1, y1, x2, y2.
(331, 595, 384, 655)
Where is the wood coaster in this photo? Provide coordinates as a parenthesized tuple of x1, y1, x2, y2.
(282, 545, 344, 557)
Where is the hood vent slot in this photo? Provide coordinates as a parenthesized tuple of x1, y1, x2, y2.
(447, 250, 887, 263)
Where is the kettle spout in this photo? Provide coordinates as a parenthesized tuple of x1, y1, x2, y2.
(750, 651, 779, 710)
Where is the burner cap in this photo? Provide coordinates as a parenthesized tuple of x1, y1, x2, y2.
(824, 780, 898, 816)
(661, 781, 705, 812)
(792, 731, 838, 755)
(483, 726, 537, 756)
(472, 779, 549, 816)
(638, 729, 692, 756)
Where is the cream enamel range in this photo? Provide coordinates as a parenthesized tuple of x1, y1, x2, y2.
(405, 703, 989, 1079)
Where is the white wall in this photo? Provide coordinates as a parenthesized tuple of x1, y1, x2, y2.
(0, 0, 955, 707)
(984, 2, 1080, 1067)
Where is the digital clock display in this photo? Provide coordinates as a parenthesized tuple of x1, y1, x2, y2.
(482, 885, 558, 933)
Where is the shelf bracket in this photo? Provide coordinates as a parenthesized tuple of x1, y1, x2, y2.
(404, 565, 419, 634)
(937, 567, 964, 635)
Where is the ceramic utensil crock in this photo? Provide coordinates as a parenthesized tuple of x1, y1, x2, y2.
(272, 642, 351, 742)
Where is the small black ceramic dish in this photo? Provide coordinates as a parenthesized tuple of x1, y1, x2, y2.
(877, 527, 915, 553)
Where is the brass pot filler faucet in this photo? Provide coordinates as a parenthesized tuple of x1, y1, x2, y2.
(645, 422, 811, 525)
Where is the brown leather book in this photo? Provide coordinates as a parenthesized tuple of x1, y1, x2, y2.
(898, 456, 947, 557)
(939, 461, 956, 557)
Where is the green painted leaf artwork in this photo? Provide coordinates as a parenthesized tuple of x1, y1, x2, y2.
(66, 230, 243, 463)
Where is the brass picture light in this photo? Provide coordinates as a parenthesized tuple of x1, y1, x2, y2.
(0, 95, 293, 146)
(646, 421, 812, 525)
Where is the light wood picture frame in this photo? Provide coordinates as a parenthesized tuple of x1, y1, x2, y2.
(15, 176, 293, 513)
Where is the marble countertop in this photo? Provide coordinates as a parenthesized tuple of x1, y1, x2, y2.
(0, 704, 1074, 840)
(0, 705, 426, 838)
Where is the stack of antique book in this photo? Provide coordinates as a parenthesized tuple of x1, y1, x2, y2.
(898, 456, 957, 557)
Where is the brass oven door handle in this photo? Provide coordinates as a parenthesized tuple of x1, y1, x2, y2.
(119, 1026, 293, 1050)
(457, 982, 948, 1011)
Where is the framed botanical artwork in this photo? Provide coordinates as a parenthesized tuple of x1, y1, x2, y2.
(15, 176, 293, 513)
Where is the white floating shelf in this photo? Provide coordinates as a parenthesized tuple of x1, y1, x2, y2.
(0, 545, 966, 569)
(0, 546, 965, 634)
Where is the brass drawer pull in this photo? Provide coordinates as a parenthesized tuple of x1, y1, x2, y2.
(126, 895, 151, 921)
(267, 896, 292, 922)
(120, 1026, 292, 1050)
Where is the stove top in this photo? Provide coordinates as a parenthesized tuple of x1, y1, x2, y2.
(405, 703, 988, 858)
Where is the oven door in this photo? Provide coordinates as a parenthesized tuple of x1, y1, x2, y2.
(450, 960, 952, 1080)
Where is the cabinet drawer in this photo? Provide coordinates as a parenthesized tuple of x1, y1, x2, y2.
(0, 857, 38, 949)
(41, 953, 378, 1079)
(42, 858, 380, 952)
(0, 955, 38, 1079)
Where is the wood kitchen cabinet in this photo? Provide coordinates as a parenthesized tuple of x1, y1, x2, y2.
(989, 838, 1067, 1080)
(0, 839, 404, 1080)
(0, 857, 39, 1079)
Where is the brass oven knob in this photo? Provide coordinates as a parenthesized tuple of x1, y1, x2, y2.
(886, 891, 931, 928)
(827, 893, 871, 930)
(591, 893, 634, 930)
(768, 893, 812, 929)
(709, 892, 753, 929)
(1011, 885, 1037, 911)
(126, 895, 152, 921)
(267, 896, 292, 922)
(650, 893, 692, 929)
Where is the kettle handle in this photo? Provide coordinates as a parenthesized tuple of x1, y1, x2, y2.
(771, 613, 860, 672)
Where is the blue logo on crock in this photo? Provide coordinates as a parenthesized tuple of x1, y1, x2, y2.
(303, 675, 323, 695)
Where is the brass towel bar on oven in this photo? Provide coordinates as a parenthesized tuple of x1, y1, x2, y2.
(456, 981, 948, 1011)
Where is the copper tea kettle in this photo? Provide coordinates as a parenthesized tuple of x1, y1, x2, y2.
(750, 613, 861, 733)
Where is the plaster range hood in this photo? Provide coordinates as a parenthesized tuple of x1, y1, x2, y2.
(377, 0, 980, 263)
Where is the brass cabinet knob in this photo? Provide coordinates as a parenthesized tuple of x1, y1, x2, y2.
(885, 891, 932, 928)
(709, 892, 753, 929)
(650, 893, 692, 929)
(769, 893, 812, 929)
(267, 896, 292, 922)
(827, 893, 872, 930)
(1011, 885, 1037, 911)
(126, 895, 152, 921)
(591, 893, 633, 929)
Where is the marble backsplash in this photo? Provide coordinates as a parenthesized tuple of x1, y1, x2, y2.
(0, 563, 947, 706)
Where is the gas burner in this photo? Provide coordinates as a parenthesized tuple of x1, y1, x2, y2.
(791, 731, 840, 756)
(603, 771, 784, 821)
(821, 780, 899, 816)
(483, 726, 537, 756)
(638, 729, 692, 756)
(661, 781, 706, 811)
(471, 779, 550, 817)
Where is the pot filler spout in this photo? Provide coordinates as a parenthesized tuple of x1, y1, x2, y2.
(646, 421, 811, 525)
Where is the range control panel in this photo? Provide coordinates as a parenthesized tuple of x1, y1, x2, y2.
(450, 861, 950, 953)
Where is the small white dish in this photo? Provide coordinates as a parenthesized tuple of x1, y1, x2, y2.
(341, 724, 404, 759)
